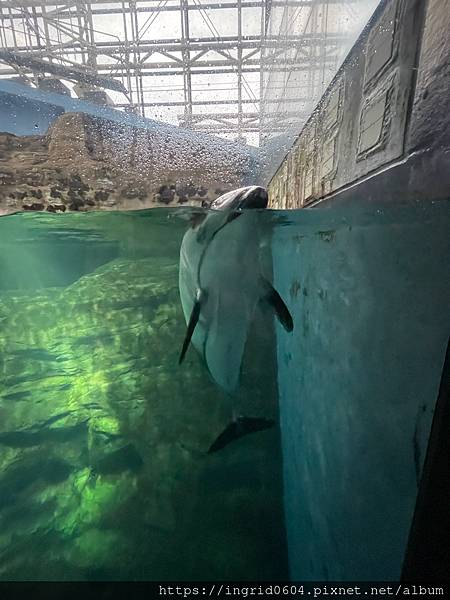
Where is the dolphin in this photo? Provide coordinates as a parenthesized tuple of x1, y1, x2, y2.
(178, 186, 293, 452)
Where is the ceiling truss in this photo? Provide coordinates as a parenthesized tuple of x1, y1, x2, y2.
(0, 0, 355, 143)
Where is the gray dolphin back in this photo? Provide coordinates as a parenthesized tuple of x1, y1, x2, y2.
(209, 186, 268, 212)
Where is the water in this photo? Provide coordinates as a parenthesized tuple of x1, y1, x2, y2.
(0, 202, 449, 581)
(0, 208, 286, 581)
(271, 202, 450, 580)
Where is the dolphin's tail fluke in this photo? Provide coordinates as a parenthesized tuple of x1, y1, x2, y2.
(207, 416, 275, 453)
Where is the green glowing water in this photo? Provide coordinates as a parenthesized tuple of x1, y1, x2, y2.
(0, 209, 286, 581)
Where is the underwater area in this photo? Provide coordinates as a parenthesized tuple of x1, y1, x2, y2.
(0, 201, 448, 581)
(0, 208, 286, 581)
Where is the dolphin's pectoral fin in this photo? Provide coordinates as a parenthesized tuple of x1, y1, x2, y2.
(179, 297, 202, 364)
(260, 277, 294, 332)
(207, 417, 275, 453)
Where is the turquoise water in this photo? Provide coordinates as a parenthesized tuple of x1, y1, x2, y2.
(0, 209, 286, 581)
(271, 201, 450, 579)
(0, 202, 449, 581)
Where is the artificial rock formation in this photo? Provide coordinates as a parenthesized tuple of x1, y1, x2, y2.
(0, 210, 286, 580)
(0, 112, 250, 215)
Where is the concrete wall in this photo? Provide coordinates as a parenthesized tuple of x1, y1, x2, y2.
(266, 0, 450, 579)
(272, 202, 450, 579)
(267, 0, 443, 209)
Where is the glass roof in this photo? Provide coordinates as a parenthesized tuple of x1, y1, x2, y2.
(0, 0, 379, 146)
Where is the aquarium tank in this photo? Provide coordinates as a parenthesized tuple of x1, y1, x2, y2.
(0, 0, 449, 586)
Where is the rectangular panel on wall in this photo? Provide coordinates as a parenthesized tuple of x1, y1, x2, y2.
(322, 136, 337, 179)
(357, 70, 397, 158)
(359, 94, 387, 153)
(302, 120, 317, 206)
(323, 83, 343, 133)
(287, 152, 296, 209)
(364, 0, 399, 88)
(303, 168, 314, 203)
(353, 0, 419, 179)
(292, 144, 303, 208)
(267, 0, 426, 208)
(271, 160, 289, 209)
(320, 79, 344, 195)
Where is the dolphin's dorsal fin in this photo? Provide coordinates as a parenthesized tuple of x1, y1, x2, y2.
(179, 291, 202, 364)
(260, 277, 294, 332)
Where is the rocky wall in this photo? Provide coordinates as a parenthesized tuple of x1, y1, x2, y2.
(0, 113, 249, 216)
(0, 210, 286, 580)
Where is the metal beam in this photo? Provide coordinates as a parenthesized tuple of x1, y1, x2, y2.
(0, 48, 127, 91)
(2, 34, 347, 55)
(180, 0, 192, 126)
(114, 97, 309, 107)
(0, 52, 335, 75)
(0, 0, 355, 11)
(0, 61, 337, 78)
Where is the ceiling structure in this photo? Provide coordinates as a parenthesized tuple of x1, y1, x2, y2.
(0, 0, 364, 145)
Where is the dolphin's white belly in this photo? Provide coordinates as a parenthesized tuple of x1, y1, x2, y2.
(179, 211, 262, 393)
